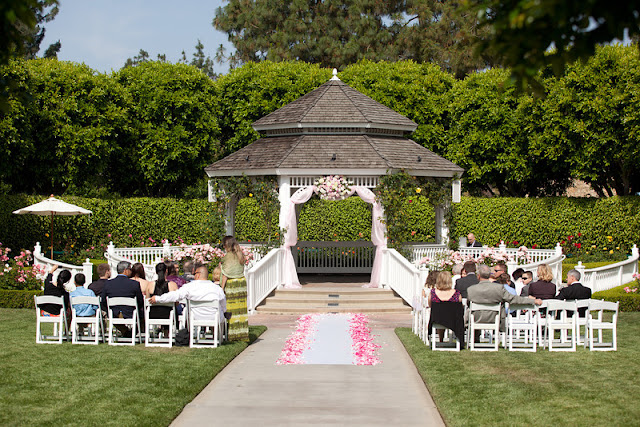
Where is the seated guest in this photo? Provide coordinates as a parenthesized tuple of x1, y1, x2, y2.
(69, 273, 97, 335)
(467, 264, 542, 334)
(428, 271, 465, 346)
(512, 268, 525, 296)
(150, 264, 226, 326)
(102, 261, 145, 336)
(528, 264, 557, 300)
(165, 261, 186, 288)
(131, 262, 153, 295)
(455, 261, 478, 299)
(180, 260, 195, 285)
(556, 269, 592, 317)
(145, 263, 178, 319)
(39, 265, 72, 318)
(88, 263, 110, 300)
(492, 262, 514, 288)
(495, 272, 516, 295)
(421, 270, 440, 299)
(69, 273, 97, 316)
(519, 271, 534, 296)
(451, 263, 463, 288)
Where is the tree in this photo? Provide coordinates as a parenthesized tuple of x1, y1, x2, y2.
(213, 0, 404, 69)
(443, 68, 572, 196)
(464, 0, 640, 91)
(114, 62, 222, 196)
(21, 0, 59, 60)
(0, 59, 129, 195)
(214, 61, 331, 154)
(540, 44, 640, 196)
(123, 49, 167, 68)
(395, 0, 493, 79)
(190, 40, 216, 79)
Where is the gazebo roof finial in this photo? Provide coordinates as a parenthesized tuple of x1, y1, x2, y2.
(330, 68, 340, 81)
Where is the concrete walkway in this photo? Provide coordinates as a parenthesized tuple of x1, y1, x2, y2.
(171, 315, 444, 427)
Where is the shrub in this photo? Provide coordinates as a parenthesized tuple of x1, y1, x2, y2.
(593, 285, 640, 312)
(0, 290, 43, 308)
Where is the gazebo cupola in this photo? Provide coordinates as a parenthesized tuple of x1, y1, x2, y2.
(205, 70, 463, 244)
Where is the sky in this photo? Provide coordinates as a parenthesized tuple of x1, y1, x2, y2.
(41, 0, 234, 75)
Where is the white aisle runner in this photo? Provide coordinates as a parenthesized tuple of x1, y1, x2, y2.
(277, 313, 381, 365)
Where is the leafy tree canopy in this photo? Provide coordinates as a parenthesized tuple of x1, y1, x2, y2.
(213, 0, 489, 77)
(465, 0, 640, 91)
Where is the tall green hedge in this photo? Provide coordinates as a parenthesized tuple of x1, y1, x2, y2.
(1, 194, 639, 254)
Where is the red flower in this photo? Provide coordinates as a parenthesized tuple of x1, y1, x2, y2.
(532, 244, 538, 249)
(561, 240, 565, 244)
(567, 235, 573, 241)
(578, 232, 582, 237)
(576, 243, 581, 249)
(512, 240, 518, 245)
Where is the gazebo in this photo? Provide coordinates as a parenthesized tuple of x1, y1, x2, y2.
(205, 70, 463, 287)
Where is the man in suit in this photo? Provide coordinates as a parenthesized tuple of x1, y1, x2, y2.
(467, 233, 482, 247)
(102, 261, 144, 336)
(455, 261, 479, 299)
(556, 269, 592, 317)
(88, 263, 110, 300)
(467, 264, 542, 334)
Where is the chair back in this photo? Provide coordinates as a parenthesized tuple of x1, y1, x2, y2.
(35, 295, 65, 307)
(71, 296, 100, 307)
(469, 302, 500, 313)
(546, 299, 577, 315)
(107, 297, 137, 308)
(588, 300, 618, 312)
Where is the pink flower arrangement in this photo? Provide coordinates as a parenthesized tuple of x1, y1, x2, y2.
(625, 273, 640, 293)
(419, 245, 532, 271)
(276, 314, 319, 365)
(349, 313, 381, 365)
(171, 243, 225, 265)
(314, 175, 353, 201)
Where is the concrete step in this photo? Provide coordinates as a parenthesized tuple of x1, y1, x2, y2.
(255, 284, 411, 314)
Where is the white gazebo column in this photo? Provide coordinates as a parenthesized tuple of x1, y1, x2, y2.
(278, 175, 291, 231)
(434, 204, 448, 245)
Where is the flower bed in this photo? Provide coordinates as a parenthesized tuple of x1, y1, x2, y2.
(0, 244, 46, 291)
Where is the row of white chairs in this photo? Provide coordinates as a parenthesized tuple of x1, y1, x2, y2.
(413, 298, 618, 352)
(34, 295, 225, 348)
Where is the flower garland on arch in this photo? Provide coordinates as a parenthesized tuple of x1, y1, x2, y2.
(314, 175, 354, 201)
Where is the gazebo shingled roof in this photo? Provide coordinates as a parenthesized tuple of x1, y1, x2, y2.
(252, 78, 418, 131)
(205, 74, 463, 177)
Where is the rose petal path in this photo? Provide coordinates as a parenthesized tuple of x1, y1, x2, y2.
(171, 313, 445, 426)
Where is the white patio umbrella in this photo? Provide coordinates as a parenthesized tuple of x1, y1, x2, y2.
(12, 195, 92, 259)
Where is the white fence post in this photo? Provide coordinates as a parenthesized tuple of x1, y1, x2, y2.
(34, 242, 42, 257)
(83, 258, 93, 285)
(499, 240, 506, 252)
(507, 259, 517, 276)
(575, 261, 586, 281)
(107, 241, 115, 256)
(555, 242, 563, 256)
(162, 240, 171, 258)
(632, 244, 639, 259)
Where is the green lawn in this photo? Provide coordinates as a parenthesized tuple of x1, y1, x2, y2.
(0, 308, 266, 426)
(397, 313, 640, 426)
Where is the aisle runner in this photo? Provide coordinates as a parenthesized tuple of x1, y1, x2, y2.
(277, 313, 381, 365)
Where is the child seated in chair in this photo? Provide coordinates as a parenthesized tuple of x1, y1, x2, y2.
(69, 273, 97, 335)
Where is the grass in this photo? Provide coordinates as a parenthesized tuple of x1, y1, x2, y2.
(0, 308, 266, 426)
(396, 313, 640, 426)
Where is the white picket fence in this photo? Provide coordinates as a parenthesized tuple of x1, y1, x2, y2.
(578, 245, 639, 293)
(32, 242, 93, 286)
(246, 248, 283, 313)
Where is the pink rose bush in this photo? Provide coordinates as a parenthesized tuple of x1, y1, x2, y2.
(0, 243, 46, 290)
(419, 245, 533, 271)
(624, 273, 640, 293)
(170, 243, 255, 267)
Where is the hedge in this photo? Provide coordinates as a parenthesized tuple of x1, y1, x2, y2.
(2, 195, 639, 255)
(0, 290, 43, 309)
(593, 283, 640, 312)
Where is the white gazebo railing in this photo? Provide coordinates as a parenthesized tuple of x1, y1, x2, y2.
(246, 248, 283, 313)
(294, 241, 375, 273)
(380, 248, 427, 309)
(33, 242, 93, 285)
(404, 242, 560, 264)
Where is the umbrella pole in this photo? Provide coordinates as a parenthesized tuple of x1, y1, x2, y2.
(51, 212, 54, 260)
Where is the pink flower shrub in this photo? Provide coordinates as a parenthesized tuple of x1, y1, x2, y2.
(419, 245, 533, 271)
(625, 273, 640, 293)
(0, 244, 44, 290)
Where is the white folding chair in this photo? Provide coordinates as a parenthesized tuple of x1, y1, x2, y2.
(70, 295, 103, 345)
(188, 299, 221, 348)
(544, 300, 577, 352)
(34, 295, 67, 344)
(572, 299, 591, 347)
(505, 304, 537, 352)
(431, 322, 461, 351)
(106, 297, 141, 346)
(467, 302, 501, 351)
(421, 306, 431, 344)
(144, 300, 176, 348)
(535, 300, 548, 348)
(587, 300, 618, 351)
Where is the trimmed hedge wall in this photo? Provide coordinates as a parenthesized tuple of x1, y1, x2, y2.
(1, 195, 639, 254)
(593, 284, 640, 312)
(452, 196, 640, 252)
(0, 290, 43, 309)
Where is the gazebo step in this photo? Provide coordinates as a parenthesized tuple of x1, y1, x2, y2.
(255, 284, 411, 315)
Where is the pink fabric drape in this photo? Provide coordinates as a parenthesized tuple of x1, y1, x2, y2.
(282, 186, 387, 289)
